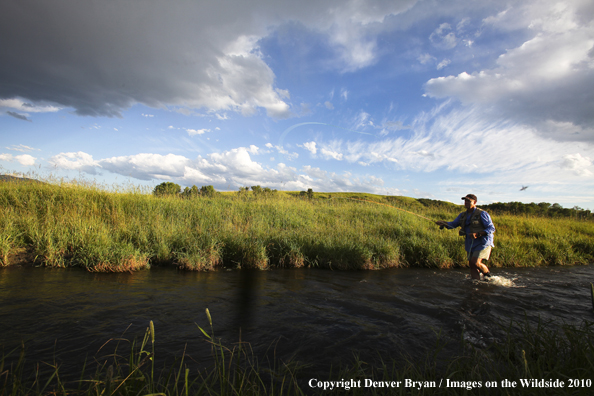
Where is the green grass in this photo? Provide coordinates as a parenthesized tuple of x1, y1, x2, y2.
(0, 178, 593, 272)
(2, 315, 593, 395)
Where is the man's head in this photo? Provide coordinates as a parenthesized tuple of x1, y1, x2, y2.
(461, 194, 477, 210)
(461, 194, 477, 203)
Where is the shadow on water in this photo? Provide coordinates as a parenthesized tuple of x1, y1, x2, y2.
(0, 265, 593, 378)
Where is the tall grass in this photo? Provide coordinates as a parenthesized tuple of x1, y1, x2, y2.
(0, 178, 592, 271)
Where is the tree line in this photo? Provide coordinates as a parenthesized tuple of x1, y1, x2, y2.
(152, 182, 592, 221)
(152, 182, 278, 198)
(481, 201, 593, 220)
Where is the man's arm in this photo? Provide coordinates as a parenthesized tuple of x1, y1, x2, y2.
(436, 213, 462, 229)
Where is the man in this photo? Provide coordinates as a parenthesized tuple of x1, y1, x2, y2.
(436, 194, 496, 280)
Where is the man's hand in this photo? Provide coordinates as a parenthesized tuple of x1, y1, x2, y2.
(471, 232, 485, 239)
(435, 221, 447, 227)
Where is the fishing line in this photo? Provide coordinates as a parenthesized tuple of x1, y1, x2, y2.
(330, 196, 450, 226)
(277, 122, 373, 149)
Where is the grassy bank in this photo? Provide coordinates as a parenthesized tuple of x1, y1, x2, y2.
(0, 178, 593, 272)
(2, 315, 593, 395)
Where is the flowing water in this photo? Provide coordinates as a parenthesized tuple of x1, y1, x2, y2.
(1, 265, 593, 379)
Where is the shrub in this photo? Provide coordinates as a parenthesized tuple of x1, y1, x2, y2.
(153, 182, 181, 197)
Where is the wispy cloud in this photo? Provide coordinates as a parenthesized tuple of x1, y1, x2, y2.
(5, 144, 40, 152)
(424, 0, 594, 142)
(313, 104, 594, 183)
(6, 111, 31, 122)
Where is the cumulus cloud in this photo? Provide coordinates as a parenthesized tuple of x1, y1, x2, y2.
(424, 0, 594, 141)
(561, 153, 593, 177)
(100, 153, 190, 180)
(0, 0, 417, 119)
(49, 152, 99, 174)
(0, 153, 37, 166)
(47, 146, 388, 193)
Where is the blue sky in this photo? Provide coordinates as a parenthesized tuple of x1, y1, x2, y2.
(1, 0, 593, 209)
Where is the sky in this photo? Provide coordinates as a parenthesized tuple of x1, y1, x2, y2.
(1, 0, 593, 209)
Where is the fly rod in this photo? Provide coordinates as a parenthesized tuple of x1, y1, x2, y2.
(330, 196, 454, 228)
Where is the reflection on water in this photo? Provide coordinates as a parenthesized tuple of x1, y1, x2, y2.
(0, 265, 593, 376)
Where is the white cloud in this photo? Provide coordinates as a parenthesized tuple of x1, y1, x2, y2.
(355, 111, 374, 129)
(186, 128, 211, 136)
(301, 141, 317, 154)
(319, 0, 417, 71)
(320, 147, 344, 161)
(46, 145, 392, 193)
(5, 144, 39, 152)
(436, 59, 451, 70)
(141, 113, 154, 117)
(0, 98, 61, 113)
(0, 153, 36, 166)
(429, 23, 457, 50)
(325, 101, 334, 110)
(310, 104, 594, 187)
(49, 152, 98, 173)
(561, 153, 593, 177)
(425, 0, 594, 141)
(418, 53, 436, 65)
(100, 153, 190, 180)
(16, 154, 36, 166)
(268, 144, 298, 160)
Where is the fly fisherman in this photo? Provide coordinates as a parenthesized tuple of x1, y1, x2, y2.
(436, 194, 495, 280)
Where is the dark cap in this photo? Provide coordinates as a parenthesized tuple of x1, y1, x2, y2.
(461, 194, 477, 202)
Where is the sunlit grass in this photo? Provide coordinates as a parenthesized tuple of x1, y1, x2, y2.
(0, 176, 592, 272)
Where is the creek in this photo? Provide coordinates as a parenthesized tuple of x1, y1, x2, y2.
(1, 265, 593, 379)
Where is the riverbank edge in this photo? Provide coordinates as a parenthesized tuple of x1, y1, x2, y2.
(2, 244, 592, 273)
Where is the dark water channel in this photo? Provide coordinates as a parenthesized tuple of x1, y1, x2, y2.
(1, 265, 593, 379)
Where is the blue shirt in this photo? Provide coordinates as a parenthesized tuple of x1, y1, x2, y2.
(446, 208, 495, 252)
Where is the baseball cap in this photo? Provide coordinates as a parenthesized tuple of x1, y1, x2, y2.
(461, 194, 477, 202)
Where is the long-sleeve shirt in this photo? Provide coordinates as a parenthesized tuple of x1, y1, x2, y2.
(446, 208, 495, 252)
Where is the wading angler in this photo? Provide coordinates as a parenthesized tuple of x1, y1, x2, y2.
(436, 194, 496, 280)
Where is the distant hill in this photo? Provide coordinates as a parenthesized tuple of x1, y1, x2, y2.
(0, 175, 44, 184)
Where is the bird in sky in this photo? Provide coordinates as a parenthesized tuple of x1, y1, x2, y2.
(520, 186, 529, 191)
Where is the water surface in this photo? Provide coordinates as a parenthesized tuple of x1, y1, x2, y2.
(1, 265, 592, 376)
